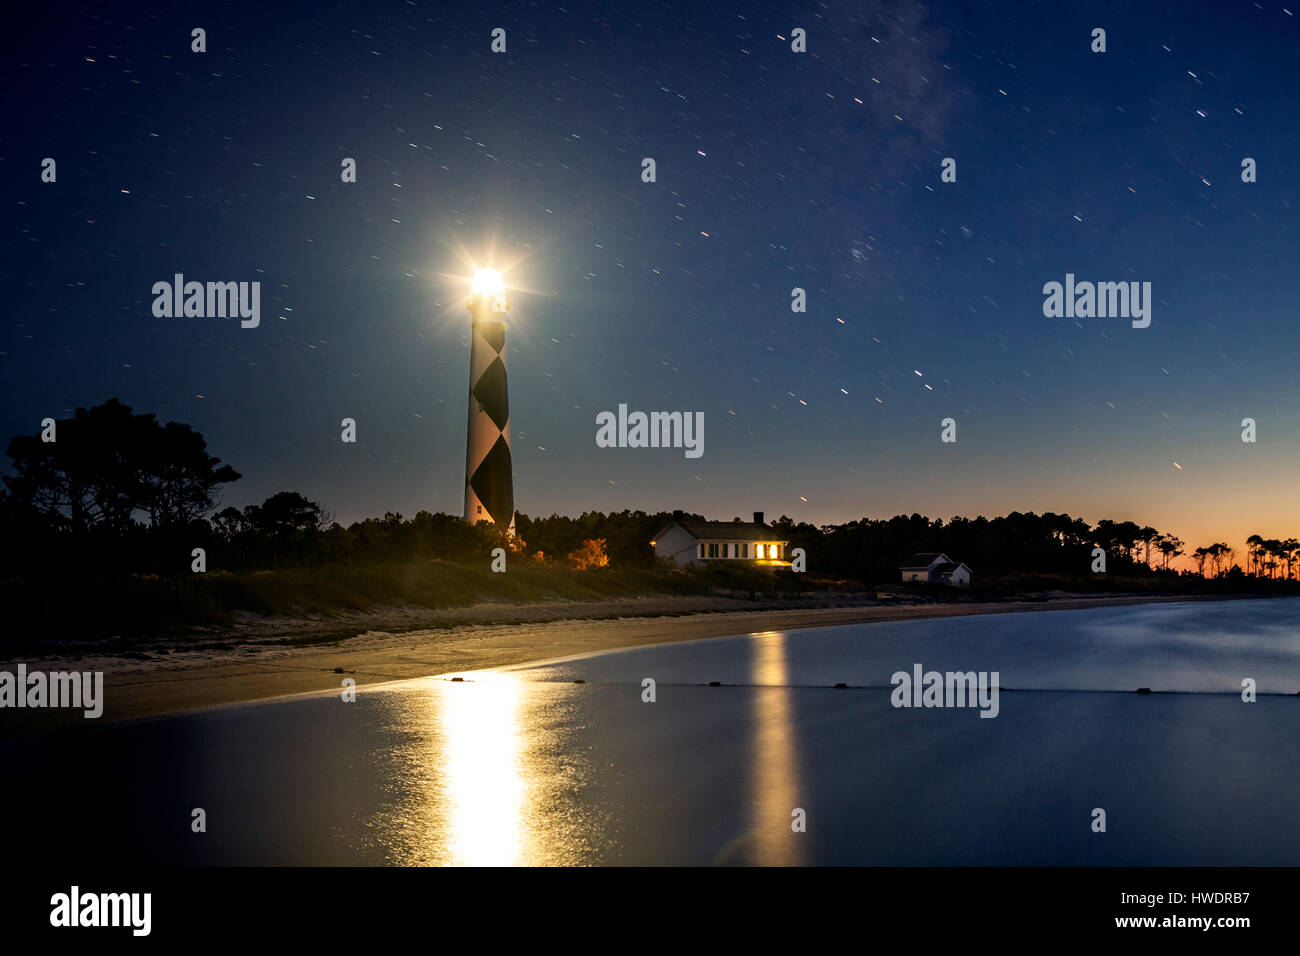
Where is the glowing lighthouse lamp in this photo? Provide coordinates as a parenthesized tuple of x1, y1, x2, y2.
(463, 268, 515, 536)
(471, 267, 506, 300)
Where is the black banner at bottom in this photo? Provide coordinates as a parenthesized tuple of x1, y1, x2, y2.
(5, 866, 1291, 942)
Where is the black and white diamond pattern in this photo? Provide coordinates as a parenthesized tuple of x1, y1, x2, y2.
(464, 296, 514, 532)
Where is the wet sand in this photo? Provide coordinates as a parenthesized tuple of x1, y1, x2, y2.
(2, 593, 1245, 736)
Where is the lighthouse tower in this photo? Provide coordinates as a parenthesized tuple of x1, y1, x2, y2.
(463, 269, 515, 536)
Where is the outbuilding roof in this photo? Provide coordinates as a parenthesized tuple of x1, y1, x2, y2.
(900, 552, 947, 569)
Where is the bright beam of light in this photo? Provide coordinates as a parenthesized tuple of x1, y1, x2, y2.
(426, 232, 554, 349)
(471, 268, 505, 296)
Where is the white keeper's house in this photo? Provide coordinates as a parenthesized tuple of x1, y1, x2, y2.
(899, 552, 973, 588)
(652, 511, 791, 567)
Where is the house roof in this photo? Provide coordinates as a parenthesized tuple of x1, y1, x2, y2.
(933, 561, 972, 574)
(900, 552, 947, 570)
(655, 519, 788, 543)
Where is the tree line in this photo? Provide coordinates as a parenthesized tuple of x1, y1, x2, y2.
(1242, 535, 1300, 579)
(0, 399, 1291, 586)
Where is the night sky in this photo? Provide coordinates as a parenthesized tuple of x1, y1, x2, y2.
(4, 1, 1299, 559)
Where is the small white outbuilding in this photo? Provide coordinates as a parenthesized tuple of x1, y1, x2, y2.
(899, 552, 972, 588)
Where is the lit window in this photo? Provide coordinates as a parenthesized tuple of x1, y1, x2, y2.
(756, 544, 765, 559)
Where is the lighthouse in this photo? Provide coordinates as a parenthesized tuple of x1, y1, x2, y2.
(463, 269, 515, 536)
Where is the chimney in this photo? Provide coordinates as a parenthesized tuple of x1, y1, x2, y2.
(753, 511, 764, 526)
(672, 509, 684, 521)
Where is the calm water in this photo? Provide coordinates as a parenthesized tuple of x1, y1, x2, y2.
(4, 598, 1299, 865)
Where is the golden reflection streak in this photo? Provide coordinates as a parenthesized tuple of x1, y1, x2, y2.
(437, 673, 528, 866)
(750, 631, 805, 865)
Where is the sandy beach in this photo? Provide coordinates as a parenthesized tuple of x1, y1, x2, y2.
(0, 592, 1247, 737)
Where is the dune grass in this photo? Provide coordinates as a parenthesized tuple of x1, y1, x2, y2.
(1, 557, 843, 644)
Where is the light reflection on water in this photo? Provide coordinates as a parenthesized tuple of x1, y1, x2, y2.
(364, 673, 606, 867)
(440, 673, 527, 865)
(325, 600, 1300, 866)
(711, 630, 808, 865)
(365, 635, 813, 866)
(750, 632, 805, 865)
